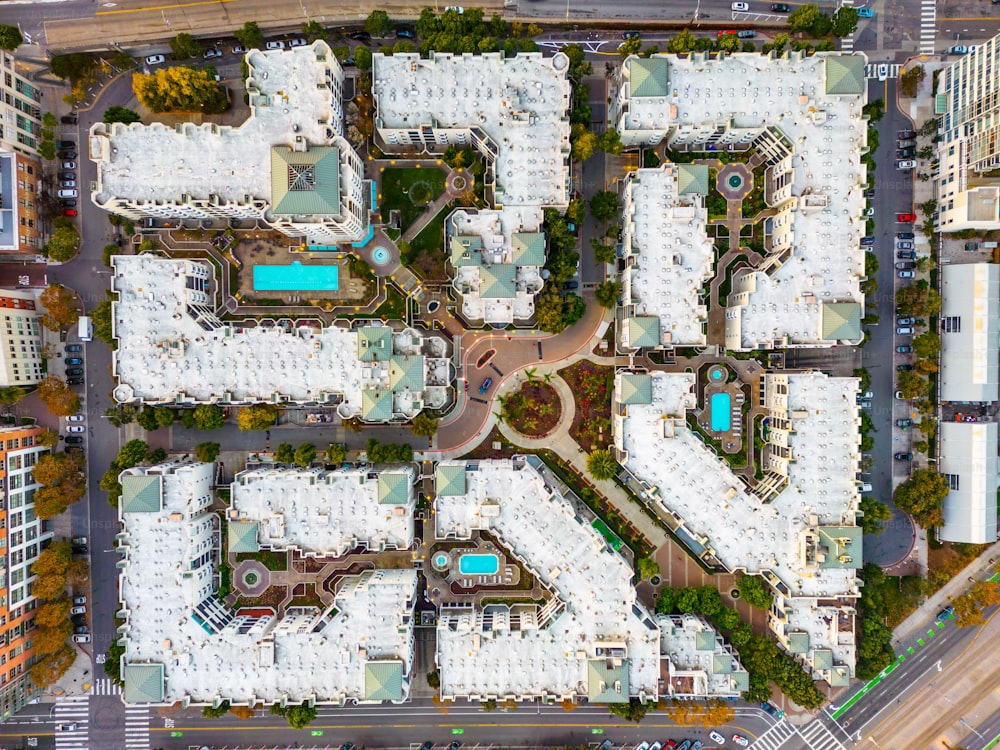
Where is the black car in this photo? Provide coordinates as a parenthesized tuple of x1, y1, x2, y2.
(897, 363, 914, 371)
(65, 436, 83, 444)
(67, 378, 84, 386)
(860, 236, 876, 245)
(894, 452, 913, 461)
(348, 31, 371, 42)
(58, 151, 77, 160)
(343, 57, 356, 67)
(621, 31, 640, 39)
(65, 344, 82, 352)
(56, 140, 76, 150)
(74, 625, 89, 635)
(897, 232, 915, 240)
(60, 199, 77, 208)
(60, 114, 78, 125)
(419, 743, 434, 750)
(864, 188, 875, 198)
(66, 368, 84, 377)
(72, 544, 88, 554)
(58, 171, 75, 181)
(897, 250, 916, 259)
(897, 148, 916, 158)
(770, 2, 791, 10)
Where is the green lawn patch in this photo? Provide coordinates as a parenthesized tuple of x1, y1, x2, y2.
(379, 167, 446, 232)
(405, 204, 451, 280)
(235, 550, 287, 571)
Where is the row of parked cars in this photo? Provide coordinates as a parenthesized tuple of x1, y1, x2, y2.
(635, 735, 749, 750)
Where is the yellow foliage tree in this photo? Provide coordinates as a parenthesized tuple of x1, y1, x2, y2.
(31, 643, 76, 687)
(701, 698, 736, 727)
(34, 619, 72, 656)
(229, 704, 256, 719)
(67, 558, 90, 586)
(664, 699, 698, 725)
(35, 596, 72, 628)
(132, 67, 228, 114)
(37, 376, 81, 418)
(39, 284, 80, 331)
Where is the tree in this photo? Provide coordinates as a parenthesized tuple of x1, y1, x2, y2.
(859, 496, 891, 535)
(913, 330, 940, 359)
(697, 585, 723, 617)
(596, 129, 623, 155)
(411, 412, 439, 438)
(133, 67, 228, 114)
(788, 3, 821, 32)
(237, 404, 277, 431)
(283, 701, 317, 729)
(31, 540, 72, 585)
(169, 33, 202, 60)
(675, 586, 699, 613)
(667, 29, 696, 53)
(595, 280, 622, 309)
(354, 46, 373, 71)
(43, 224, 79, 262)
(33, 451, 82, 487)
(32, 643, 75, 687)
(897, 370, 929, 400)
(154, 406, 176, 428)
(202, 701, 231, 719)
(565, 198, 587, 225)
(92, 296, 114, 345)
(294, 442, 317, 468)
(618, 37, 642, 58)
(716, 32, 740, 53)
(715, 606, 741, 631)
(655, 587, 675, 614)
(39, 284, 79, 331)
(136, 407, 160, 432)
(607, 697, 648, 722)
(193, 403, 225, 430)
(736, 574, 773, 610)
(894, 468, 948, 528)
(103, 105, 142, 125)
(896, 279, 941, 317)
(234, 21, 265, 49)
(326, 443, 348, 464)
(37, 376, 81, 417)
(275, 443, 295, 464)
(592, 239, 617, 265)
(899, 65, 926, 98)
(37, 428, 60, 448)
(119, 439, 151, 468)
(953, 581, 1000, 627)
(589, 191, 620, 224)
(104, 639, 126, 685)
(66, 558, 89, 586)
(535, 287, 569, 334)
(195, 442, 220, 463)
(570, 123, 596, 162)
(365, 10, 394, 38)
(636, 556, 659, 580)
(562, 43, 592, 79)
(0, 24, 23, 51)
(302, 20, 326, 43)
(34, 619, 73, 656)
(36, 596, 72, 628)
(586, 449, 618, 481)
(229, 705, 256, 719)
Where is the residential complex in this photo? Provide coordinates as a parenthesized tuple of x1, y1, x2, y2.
(613, 371, 861, 683)
(934, 33, 1000, 231)
(372, 52, 571, 326)
(0, 52, 42, 157)
(938, 422, 999, 544)
(0, 150, 43, 255)
(116, 461, 418, 706)
(90, 41, 370, 246)
(939, 263, 999, 403)
(109, 255, 453, 421)
(609, 51, 868, 350)
(658, 614, 748, 699)
(0, 289, 45, 387)
(619, 165, 713, 349)
(0, 426, 53, 719)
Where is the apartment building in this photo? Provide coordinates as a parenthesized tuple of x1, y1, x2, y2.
(0, 290, 44, 387)
(0, 425, 52, 719)
(934, 34, 1000, 231)
(0, 150, 43, 255)
(939, 263, 999, 403)
(0, 52, 42, 158)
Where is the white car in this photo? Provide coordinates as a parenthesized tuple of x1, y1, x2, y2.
(863, 207, 874, 216)
(265, 40, 286, 50)
(896, 159, 917, 169)
(898, 270, 915, 279)
(733, 736, 750, 748)
(61, 161, 76, 170)
(877, 63, 889, 81)
(709, 732, 726, 744)
(444, 5, 464, 11)
(72, 634, 91, 644)
(60, 180, 77, 188)
(144, 54, 165, 65)
(58, 189, 78, 198)
(66, 425, 86, 433)
(67, 415, 85, 422)
(56, 723, 79, 731)
(287, 37, 307, 47)
(70, 605, 86, 615)
(732, 1, 750, 9)
(860, 483, 873, 492)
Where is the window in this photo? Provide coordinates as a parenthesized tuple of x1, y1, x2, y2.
(944, 474, 960, 490)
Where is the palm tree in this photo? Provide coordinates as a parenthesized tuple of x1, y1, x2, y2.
(524, 367, 538, 383)
(542, 371, 554, 383)
(587, 449, 619, 481)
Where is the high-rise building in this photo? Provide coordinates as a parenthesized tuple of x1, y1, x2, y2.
(0, 51, 43, 158)
(0, 290, 44, 387)
(935, 34, 1000, 231)
(0, 425, 53, 719)
(0, 150, 44, 255)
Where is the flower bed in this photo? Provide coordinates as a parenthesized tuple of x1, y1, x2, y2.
(501, 381, 561, 437)
(558, 361, 613, 452)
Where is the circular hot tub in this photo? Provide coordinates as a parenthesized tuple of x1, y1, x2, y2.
(371, 246, 391, 265)
(431, 552, 451, 573)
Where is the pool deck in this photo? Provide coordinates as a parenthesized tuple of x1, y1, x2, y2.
(232, 238, 364, 302)
(695, 372, 748, 456)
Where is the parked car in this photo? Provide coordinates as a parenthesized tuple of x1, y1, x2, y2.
(937, 605, 955, 621)
(857, 7, 874, 16)
(732, 736, 750, 748)
(896, 159, 917, 169)
(72, 634, 90, 643)
(896, 419, 913, 428)
(649, 742, 663, 750)
(144, 54, 165, 65)
(896, 262, 916, 271)
(897, 316, 915, 325)
(897, 241, 914, 250)
(956, 413, 977, 422)
(60, 199, 77, 207)
(60, 114, 78, 125)
(897, 345, 913, 354)
(419, 743, 434, 750)
(899, 270, 915, 278)
(897, 232, 915, 240)
(708, 733, 725, 745)
(761, 701, 785, 718)
(72, 536, 88, 545)
(395, 27, 415, 39)
(56, 140, 75, 150)
(203, 47, 223, 59)
(60, 180, 77, 188)
(864, 188, 875, 198)
(58, 171, 75, 181)
(860, 236, 875, 245)
(897, 212, 916, 222)
(770, 2, 790, 10)
(898, 130, 917, 139)
(896, 326, 914, 335)
(894, 390, 906, 399)
(67, 415, 85, 422)
(66, 367, 84, 376)
(738, 29, 757, 37)
(444, 5, 465, 11)
(63, 209, 77, 217)
(676, 741, 692, 750)
(67, 425, 85, 433)
(897, 147, 916, 158)
(286, 37, 306, 47)
(65, 344, 82, 352)
(447, 743, 462, 750)
(622, 31, 640, 39)
(894, 452, 913, 460)
(717, 29, 739, 36)
(896, 140, 915, 149)
(66, 357, 83, 365)
(897, 363, 914, 371)
(67, 378, 84, 385)
(949, 45, 969, 55)
(349, 31, 372, 42)
(265, 40, 286, 50)
(479, 377, 493, 394)
(73, 625, 88, 635)
(58, 189, 78, 198)
(732, 1, 749, 9)
(858, 399, 872, 409)
(73, 596, 87, 605)
(562, 281, 580, 290)
(897, 250, 916, 259)
(342, 57, 356, 66)
(232, 44, 246, 54)
(58, 151, 77, 161)
(70, 606, 86, 616)
(65, 436, 83, 444)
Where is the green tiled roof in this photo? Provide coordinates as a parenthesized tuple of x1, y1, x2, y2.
(626, 316, 661, 348)
(511, 233, 546, 267)
(712, 654, 734, 674)
(122, 663, 164, 704)
(587, 659, 630, 703)
(731, 670, 750, 692)
(436, 464, 467, 496)
(821, 302, 862, 341)
(480, 265, 517, 299)
(677, 164, 709, 196)
(377, 472, 410, 504)
(362, 388, 393, 422)
(788, 631, 810, 654)
(270, 146, 341, 216)
(228, 521, 260, 554)
(450, 235, 483, 267)
(121, 475, 162, 514)
(630, 57, 669, 98)
(817, 526, 862, 569)
(358, 326, 392, 362)
(828, 665, 851, 687)
(389, 355, 424, 393)
(619, 373, 653, 406)
(364, 660, 405, 702)
(824, 55, 866, 96)
(812, 648, 834, 670)
(695, 630, 715, 651)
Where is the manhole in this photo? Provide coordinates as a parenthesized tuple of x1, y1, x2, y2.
(731, 588, 741, 599)
(371, 246, 390, 265)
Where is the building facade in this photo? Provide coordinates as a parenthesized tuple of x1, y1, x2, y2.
(0, 290, 44, 387)
(0, 52, 42, 158)
(0, 150, 43, 255)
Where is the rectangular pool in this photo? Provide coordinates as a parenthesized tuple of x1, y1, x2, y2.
(710, 392, 732, 432)
(253, 261, 339, 291)
(458, 553, 499, 576)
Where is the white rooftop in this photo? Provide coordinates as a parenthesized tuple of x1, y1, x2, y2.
(939, 421, 1000, 544)
(940, 263, 1000, 403)
(658, 614, 748, 697)
(434, 459, 659, 701)
(117, 461, 416, 705)
(231, 466, 415, 556)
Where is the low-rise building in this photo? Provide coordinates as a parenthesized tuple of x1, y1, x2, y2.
(0, 150, 43, 255)
(116, 461, 417, 707)
(90, 42, 369, 246)
(0, 289, 45, 387)
(939, 263, 999, 403)
(109, 255, 453, 420)
(658, 614, 749, 698)
(938, 421, 999, 544)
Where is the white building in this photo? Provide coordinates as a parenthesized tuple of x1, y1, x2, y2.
(659, 615, 749, 698)
(934, 34, 1000, 232)
(619, 165, 713, 349)
(116, 461, 417, 707)
(609, 52, 868, 350)
(0, 51, 42, 158)
(939, 263, 999, 403)
(0, 290, 44, 386)
(90, 42, 369, 246)
(613, 371, 860, 684)
(938, 421, 999, 544)
(433, 458, 660, 703)
(372, 52, 571, 326)
(109, 255, 453, 420)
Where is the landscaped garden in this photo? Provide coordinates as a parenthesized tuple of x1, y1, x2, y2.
(379, 167, 447, 231)
(499, 375, 562, 437)
(559, 361, 614, 452)
(401, 203, 451, 280)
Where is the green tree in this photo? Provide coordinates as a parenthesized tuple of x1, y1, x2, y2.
(535, 287, 569, 334)
(274, 443, 295, 464)
(589, 190, 620, 224)
(607, 697, 648, 723)
(715, 606, 742, 631)
(897, 370, 928, 400)
(43, 224, 79, 262)
(894, 468, 949, 528)
(283, 702, 318, 729)
(410, 412, 439, 438)
(595, 280, 621, 309)
(0, 24, 24, 51)
(136, 407, 159, 432)
(896, 279, 941, 317)
(656, 587, 675, 614)
(736, 574, 773, 610)
(636, 556, 659, 580)
(716, 32, 740, 53)
(119, 439, 151, 467)
(565, 198, 587, 225)
(668, 29, 696, 53)
(586, 449, 618, 481)
(365, 10, 394, 37)
(859, 496, 891, 535)
(354, 45, 373, 71)
(788, 3, 821, 32)
(169, 33, 202, 60)
(193, 403, 225, 430)
(154, 406, 175, 428)
(592, 239, 618, 265)
(570, 123, 596, 162)
(92, 296, 114, 345)
(899, 65, 926, 98)
(831, 6, 859, 37)
(618, 37, 642, 58)
(234, 21, 265, 49)
(326, 443, 348, 463)
(294, 442, 317, 468)
(133, 67, 228, 114)
(697, 585, 723, 616)
(302, 20, 326, 43)
(596, 129, 623, 155)
(913, 330, 941, 359)
(202, 701, 231, 719)
(237, 404, 277, 431)
(195, 442, 221, 463)
(675, 586, 700, 613)
(562, 43, 593, 79)
(103, 105, 142, 125)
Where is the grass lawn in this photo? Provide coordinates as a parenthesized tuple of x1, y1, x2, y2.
(373, 285, 408, 319)
(406, 204, 451, 280)
(379, 167, 447, 232)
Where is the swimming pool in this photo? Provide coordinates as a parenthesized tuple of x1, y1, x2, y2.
(710, 392, 732, 432)
(253, 261, 339, 291)
(458, 553, 499, 576)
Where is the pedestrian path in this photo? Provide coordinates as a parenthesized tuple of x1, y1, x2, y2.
(864, 63, 902, 79)
(839, 0, 855, 53)
(90, 677, 122, 696)
(53, 695, 89, 750)
(919, 0, 937, 54)
(749, 719, 797, 750)
(798, 718, 848, 750)
(124, 704, 151, 750)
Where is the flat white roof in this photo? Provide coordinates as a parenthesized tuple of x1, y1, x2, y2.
(659, 614, 748, 697)
(118, 461, 416, 705)
(433, 459, 659, 701)
(940, 263, 1000, 403)
(939, 421, 1000, 544)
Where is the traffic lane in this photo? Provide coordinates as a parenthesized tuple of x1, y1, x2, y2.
(958, 705, 1000, 750)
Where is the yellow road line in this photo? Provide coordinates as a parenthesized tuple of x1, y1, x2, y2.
(147, 720, 763, 734)
(938, 17, 1000, 22)
(96, 0, 232, 16)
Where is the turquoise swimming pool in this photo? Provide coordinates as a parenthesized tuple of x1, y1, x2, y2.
(253, 261, 339, 291)
(458, 553, 499, 576)
(710, 392, 732, 432)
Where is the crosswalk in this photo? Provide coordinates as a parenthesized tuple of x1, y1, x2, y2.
(865, 63, 903, 79)
(919, 0, 937, 54)
(839, 0, 856, 53)
(125, 704, 151, 750)
(749, 719, 798, 750)
(53, 695, 89, 750)
(90, 677, 122, 696)
(798, 718, 848, 750)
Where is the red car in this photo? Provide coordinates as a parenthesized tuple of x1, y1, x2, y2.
(62, 209, 77, 217)
(896, 213, 916, 222)
(718, 29, 739, 36)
